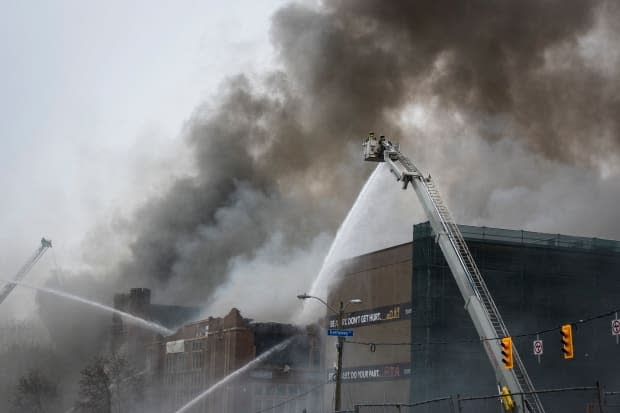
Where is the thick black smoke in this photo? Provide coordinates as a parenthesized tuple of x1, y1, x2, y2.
(115, 75, 356, 302)
(322, 0, 620, 161)
(13, 1, 620, 408)
(113, 0, 620, 303)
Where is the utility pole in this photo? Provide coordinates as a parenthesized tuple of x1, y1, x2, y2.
(335, 301, 344, 412)
(295, 294, 361, 413)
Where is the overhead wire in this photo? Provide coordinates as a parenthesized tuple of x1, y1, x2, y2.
(344, 303, 620, 347)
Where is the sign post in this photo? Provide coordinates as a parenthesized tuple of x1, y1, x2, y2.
(328, 329, 354, 337)
(612, 313, 620, 345)
(533, 335, 543, 364)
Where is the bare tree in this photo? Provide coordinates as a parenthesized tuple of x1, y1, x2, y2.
(107, 353, 144, 413)
(10, 369, 58, 413)
(74, 354, 144, 413)
(74, 357, 111, 413)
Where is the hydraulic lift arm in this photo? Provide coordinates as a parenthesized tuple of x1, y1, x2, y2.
(363, 133, 544, 413)
(0, 238, 52, 306)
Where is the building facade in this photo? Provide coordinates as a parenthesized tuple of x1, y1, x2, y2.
(111, 287, 199, 370)
(144, 308, 323, 413)
(411, 223, 620, 411)
(327, 242, 413, 411)
(112, 223, 620, 412)
(326, 223, 620, 412)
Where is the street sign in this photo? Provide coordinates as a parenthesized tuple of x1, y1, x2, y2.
(612, 319, 620, 336)
(533, 339, 544, 356)
(328, 329, 354, 337)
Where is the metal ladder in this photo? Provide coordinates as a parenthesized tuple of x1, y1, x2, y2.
(0, 239, 52, 305)
(422, 177, 544, 413)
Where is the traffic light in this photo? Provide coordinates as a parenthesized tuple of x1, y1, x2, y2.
(500, 337, 513, 369)
(561, 324, 574, 359)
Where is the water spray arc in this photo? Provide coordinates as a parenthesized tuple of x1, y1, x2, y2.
(301, 164, 383, 318)
(172, 337, 294, 413)
(175, 166, 381, 412)
(0, 278, 173, 336)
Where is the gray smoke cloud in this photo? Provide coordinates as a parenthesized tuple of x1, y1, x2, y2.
(309, 0, 618, 165)
(114, 73, 369, 304)
(114, 0, 620, 306)
(6, 1, 620, 409)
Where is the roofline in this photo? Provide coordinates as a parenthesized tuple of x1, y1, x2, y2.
(344, 221, 620, 263)
(342, 241, 413, 262)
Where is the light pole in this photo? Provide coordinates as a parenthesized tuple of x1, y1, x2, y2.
(297, 293, 362, 412)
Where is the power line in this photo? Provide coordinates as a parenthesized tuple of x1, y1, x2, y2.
(345, 304, 620, 347)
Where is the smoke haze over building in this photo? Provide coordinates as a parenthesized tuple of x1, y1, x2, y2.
(110, 0, 620, 309)
(2, 1, 620, 410)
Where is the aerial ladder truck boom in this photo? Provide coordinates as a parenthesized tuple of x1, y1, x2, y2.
(0, 238, 52, 306)
(363, 133, 544, 413)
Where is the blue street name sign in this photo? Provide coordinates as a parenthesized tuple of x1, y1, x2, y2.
(327, 329, 354, 337)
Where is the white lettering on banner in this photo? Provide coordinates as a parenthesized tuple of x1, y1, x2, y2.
(328, 303, 412, 328)
(334, 363, 410, 382)
(343, 369, 381, 380)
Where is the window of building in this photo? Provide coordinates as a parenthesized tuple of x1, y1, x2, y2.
(167, 353, 186, 372)
(179, 354, 186, 371)
(192, 351, 204, 369)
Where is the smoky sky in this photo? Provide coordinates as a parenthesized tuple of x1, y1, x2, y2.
(7, 1, 618, 410)
(288, 0, 618, 163)
(105, 0, 620, 305)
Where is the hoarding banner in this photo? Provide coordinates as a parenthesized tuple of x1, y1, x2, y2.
(166, 339, 185, 354)
(328, 302, 412, 328)
(328, 362, 411, 382)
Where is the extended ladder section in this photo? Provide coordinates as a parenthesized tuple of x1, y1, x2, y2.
(0, 238, 52, 306)
(363, 134, 544, 413)
(420, 179, 544, 413)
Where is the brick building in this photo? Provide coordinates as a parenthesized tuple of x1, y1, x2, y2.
(111, 287, 199, 370)
(144, 308, 323, 413)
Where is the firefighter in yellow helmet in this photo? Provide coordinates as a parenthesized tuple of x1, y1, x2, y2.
(500, 386, 515, 412)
